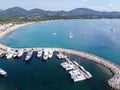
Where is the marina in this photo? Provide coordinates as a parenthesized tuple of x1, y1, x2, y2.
(0, 19, 120, 90)
(0, 42, 119, 89)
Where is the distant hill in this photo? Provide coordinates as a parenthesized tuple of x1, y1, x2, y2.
(29, 8, 46, 16)
(68, 8, 100, 15)
(0, 9, 3, 12)
(0, 7, 120, 22)
(0, 7, 28, 17)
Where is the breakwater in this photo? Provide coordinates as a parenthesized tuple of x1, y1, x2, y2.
(0, 43, 120, 90)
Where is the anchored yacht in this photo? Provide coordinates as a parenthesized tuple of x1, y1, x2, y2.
(68, 32, 73, 38)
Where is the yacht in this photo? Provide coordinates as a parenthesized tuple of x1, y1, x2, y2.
(6, 50, 14, 59)
(69, 69, 86, 82)
(13, 50, 18, 58)
(61, 62, 75, 71)
(68, 32, 73, 38)
(73, 61, 92, 78)
(52, 32, 56, 35)
(57, 53, 65, 59)
(37, 50, 42, 58)
(43, 50, 49, 60)
(0, 68, 7, 76)
(71, 72, 86, 82)
(48, 50, 53, 59)
(18, 49, 24, 57)
(25, 51, 33, 61)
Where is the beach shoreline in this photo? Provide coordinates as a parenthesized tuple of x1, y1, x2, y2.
(0, 19, 120, 90)
(0, 20, 63, 39)
(0, 22, 36, 38)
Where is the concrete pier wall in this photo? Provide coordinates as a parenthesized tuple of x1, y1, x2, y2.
(0, 44, 120, 89)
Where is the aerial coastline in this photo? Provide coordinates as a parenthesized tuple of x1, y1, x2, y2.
(1, 0, 120, 89)
(0, 22, 35, 38)
(0, 19, 120, 90)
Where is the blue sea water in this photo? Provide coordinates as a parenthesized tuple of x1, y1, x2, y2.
(1, 19, 120, 64)
(0, 19, 119, 90)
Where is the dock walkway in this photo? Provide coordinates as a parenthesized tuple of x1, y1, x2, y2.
(0, 43, 120, 89)
(64, 57, 90, 79)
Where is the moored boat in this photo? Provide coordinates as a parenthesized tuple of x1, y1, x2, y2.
(48, 50, 53, 59)
(73, 61, 92, 78)
(6, 50, 14, 59)
(37, 50, 42, 58)
(25, 51, 33, 61)
(43, 50, 49, 60)
(0, 68, 7, 76)
(18, 49, 24, 57)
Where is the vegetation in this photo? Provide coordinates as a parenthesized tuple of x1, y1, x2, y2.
(0, 7, 120, 23)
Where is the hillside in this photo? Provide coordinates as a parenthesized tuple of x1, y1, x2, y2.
(0, 7, 120, 22)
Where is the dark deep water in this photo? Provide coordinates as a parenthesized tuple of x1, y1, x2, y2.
(0, 19, 119, 90)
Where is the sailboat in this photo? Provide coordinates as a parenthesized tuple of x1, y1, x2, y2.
(68, 32, 73, 38)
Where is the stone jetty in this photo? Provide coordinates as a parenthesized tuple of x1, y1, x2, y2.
(0, 43, 120, 89)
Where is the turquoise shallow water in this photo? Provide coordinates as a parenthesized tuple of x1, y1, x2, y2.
(0, 19, 119, 90)
(1, 19, 120, 64)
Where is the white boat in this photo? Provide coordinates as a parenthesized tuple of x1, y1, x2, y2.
(73, 61, 92, 78)
(71, 73, 86, 82)
(13, 50, 18, 58)
(52, 32, 56, 35)
(48, 50, 53, 59)
(0, 68, 7, 76)
(68, 32, 73, 38)
(6, 50, 14, 59)
(61, 62, 75, 71)
(57, 53, 65, 59)
(69, 69, 80, 76)
(69, 69, 86, 82)
(25, 51, 33, 61)
(43, 50, 49, 60)
(18, 49, 24, 57)
(37, 50, 42, 58)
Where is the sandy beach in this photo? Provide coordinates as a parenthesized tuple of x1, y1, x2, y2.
(0, 20, 60, 38)
(0, 22, 35, 38)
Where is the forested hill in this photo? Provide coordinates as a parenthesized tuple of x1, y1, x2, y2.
(0, 7, 120, 23)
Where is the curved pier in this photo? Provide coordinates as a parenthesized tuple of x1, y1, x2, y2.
(0, 43, 120, 89)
